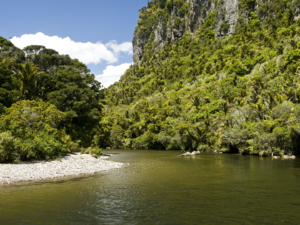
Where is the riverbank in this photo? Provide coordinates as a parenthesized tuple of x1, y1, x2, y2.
(0, 153, 125, 184)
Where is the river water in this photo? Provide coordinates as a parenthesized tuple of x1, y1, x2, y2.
(0, 150, 300, 224)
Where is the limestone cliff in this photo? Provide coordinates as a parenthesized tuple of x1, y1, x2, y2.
(133, 0, 298, 63)
(133, 0, 242, 63)
(133, 0, 300, 63)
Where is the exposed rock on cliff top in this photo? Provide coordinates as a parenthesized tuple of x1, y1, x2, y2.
(133, 0, 242, 63)
(133, 0, 297, 64)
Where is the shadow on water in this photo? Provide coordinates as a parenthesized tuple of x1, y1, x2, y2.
(0, 150, 300, 225)
(102, 152, 120, 155)
(0, 172, 107, 188)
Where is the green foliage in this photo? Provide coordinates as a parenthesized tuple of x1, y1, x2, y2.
(0, 132, 15, 162)
(3, 0, 300, 159)
(110, 124, 125, 148)
(220, 21, 230, 33)
(41, 60, 103, 147)
(195, 12, 217, 40)
(0, 44, 25, 63)
(136, 4, 159, 38)
(91, 148, 102, 158)
(0, 36, 105, 160)
(82, 147, 102, 158)
(0, 100, 76, 162)
(0, 37, 13, 48)
(239, 0, 255, 11)
(178, 3, 188, 17)
(166, 0, 173, 11)
(174, 0, 185, 8)
(23, 45, 46, 54)
(0, 63, 14, 114)
(103, 1, 300, 156)
(12, 62, 41, 100)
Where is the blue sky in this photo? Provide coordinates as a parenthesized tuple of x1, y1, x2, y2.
(1, 0, 147, 87)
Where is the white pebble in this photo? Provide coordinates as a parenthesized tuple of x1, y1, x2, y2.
(0, 153, 125, 184)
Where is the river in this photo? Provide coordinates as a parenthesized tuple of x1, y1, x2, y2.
(0, 150, 300, 224)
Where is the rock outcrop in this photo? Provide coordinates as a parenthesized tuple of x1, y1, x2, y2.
(181, 151, 201, 157)
(133, 0, 243, 63)
(132, 0, 299, 63)
(133, 35, 149, 62)
(224, 0, 239, 35)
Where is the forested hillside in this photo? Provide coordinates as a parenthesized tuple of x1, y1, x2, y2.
(0, 39, 104, 161)
(103, 0, 300, 156)
(1, 0, 300, 161)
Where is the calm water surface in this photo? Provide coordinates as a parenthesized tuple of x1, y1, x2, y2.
(0, 150, 300, 224)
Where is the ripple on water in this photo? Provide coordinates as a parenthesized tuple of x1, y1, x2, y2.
(0, 150, 300, 224)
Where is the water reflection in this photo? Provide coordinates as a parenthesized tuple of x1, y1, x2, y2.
(0, 150, 300, 224)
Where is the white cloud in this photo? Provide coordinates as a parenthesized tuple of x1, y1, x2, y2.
(11, 32, 132, 65)
(96, 63, 132, 88)
(106, 40, 133, 54)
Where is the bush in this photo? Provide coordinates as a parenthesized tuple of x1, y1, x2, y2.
(0, 132, 15, 162)
(0, 100, 77, 161)
(81, 147, 102, 158)
(178, 3, 188, 16)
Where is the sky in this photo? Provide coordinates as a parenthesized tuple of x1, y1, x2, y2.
(0, 0, 148, 87)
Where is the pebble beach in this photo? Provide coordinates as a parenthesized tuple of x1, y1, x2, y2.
(0, 153, 125, 184)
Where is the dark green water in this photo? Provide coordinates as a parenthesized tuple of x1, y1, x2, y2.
(0, 150, 300, 225)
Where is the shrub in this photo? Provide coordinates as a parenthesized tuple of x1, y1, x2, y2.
(0, 100, 76, 161)
(0, 132, 15, 162)
(81, 147, 102, 158)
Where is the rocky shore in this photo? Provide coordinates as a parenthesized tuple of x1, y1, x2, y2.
(0, 153, 125, 185)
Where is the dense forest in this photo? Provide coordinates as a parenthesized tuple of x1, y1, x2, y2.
(0, 39, 104, 161)
(1, 0, 300, 162)
(103, 0, 300, 157)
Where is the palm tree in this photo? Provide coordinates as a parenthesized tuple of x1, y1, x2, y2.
(191, 95, 201, 110)
(198, 110, 211, 127)
(12, 62, 41, 100)
(1, 57, 14, 66)
(173, 97, 182, 105)
(219, 100, 230, 116)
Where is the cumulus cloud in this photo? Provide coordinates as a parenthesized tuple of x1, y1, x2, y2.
(95, 63, 131, 88)
(106, 40, 133, 54)
(11, 32, 132, 65)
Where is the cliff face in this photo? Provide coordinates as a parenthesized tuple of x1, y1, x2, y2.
(133, 0, 243, 63)
(132, 0, 300, 63)
(133, 0, 300, 63)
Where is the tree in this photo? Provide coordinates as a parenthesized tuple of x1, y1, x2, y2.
(40, 61, 104, 147)
(0, 37, 13, 48)
(23, 45, 46, 55)
(0, 63, 14, 114)
(0, 100, 77, 162)
(191, 95, 201, 110)
(12, 62, 41, 100)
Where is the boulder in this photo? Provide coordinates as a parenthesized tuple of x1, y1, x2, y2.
(181, 152, 192, 157)
(283, 155, 296, 159)
(181, 151, 202, 157)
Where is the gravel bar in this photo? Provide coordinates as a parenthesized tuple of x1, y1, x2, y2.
(0, 153, 125, 184)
